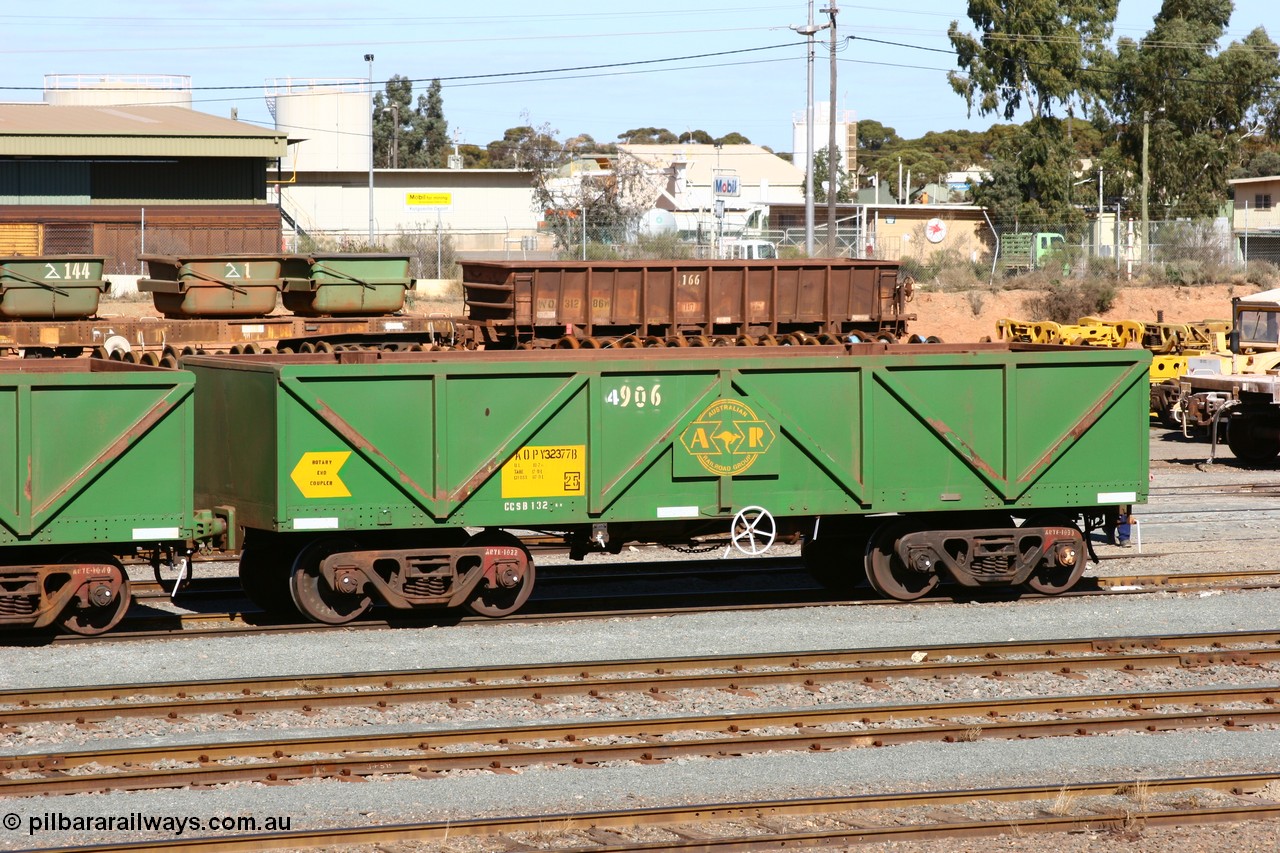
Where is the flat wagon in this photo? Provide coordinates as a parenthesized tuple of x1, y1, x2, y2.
(188, 342, 1150, 624)
(460, 259, 915, 348)
(0, 361, 231, 634)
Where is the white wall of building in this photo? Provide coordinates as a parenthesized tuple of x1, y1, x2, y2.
(277, 169, 538, 237)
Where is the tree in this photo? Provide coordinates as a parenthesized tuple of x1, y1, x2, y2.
(948, 1, 1119, 120)
(678, 130, 714, 144)
(1235, 148, 1280, 179)
(808, 147, 854, 203)
(418, 79, 449, 168)
(856, 119, 901, 153)
(371, 75, 449, 168)
(715, 132, 752, 145)
(970, 118, 1087, 227)
(616, 127, 679, 144)
(519, 124, 661, 253)
(1100, 2, 1280, 217)
(487, 123, 561, 169)
(372, 75, 416, 168)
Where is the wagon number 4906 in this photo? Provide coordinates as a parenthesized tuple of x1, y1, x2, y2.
(606, 383, 662, 408)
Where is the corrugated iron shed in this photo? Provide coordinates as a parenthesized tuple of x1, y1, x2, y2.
(0, 104, 286, 158)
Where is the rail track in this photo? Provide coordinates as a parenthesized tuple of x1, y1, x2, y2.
(6, 686, 1279, 796)
(6, 629, 1280, 798)
(17, 770, 1279, 852)
(55, 566, 1280, 644)
(7, 628, 1279, 725)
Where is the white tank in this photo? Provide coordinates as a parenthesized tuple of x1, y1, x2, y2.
(266, 78, 370, 172)
(639, 209, 678, 236)
(791, 103, 855, 172)
(43, 74, 193, 108)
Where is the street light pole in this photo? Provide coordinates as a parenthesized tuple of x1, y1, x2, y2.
(791, 2, 825, 257)
(365, 53, 375, 244)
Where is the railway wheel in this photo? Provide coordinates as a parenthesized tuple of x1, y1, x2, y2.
(290, 537, 371, 624)
(57, 550, 130, 636)
(1019, 514, 1087, 595)
(238, 532, 303, 616)
(864, 518, 938, 601)
(463, 530, 535, 618)
(1226, 414, 1280, 466)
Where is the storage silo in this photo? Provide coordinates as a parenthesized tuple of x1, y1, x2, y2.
(43, 74, 193, 108)
(791, 103, 855, 174)
(265, 78, 370, 172)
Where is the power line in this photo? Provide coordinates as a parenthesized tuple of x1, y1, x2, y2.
(0, 42, 801, 95)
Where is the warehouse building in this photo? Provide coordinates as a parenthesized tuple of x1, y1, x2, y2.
(0, 93, 288, 274)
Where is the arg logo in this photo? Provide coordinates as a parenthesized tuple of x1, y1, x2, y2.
(679, 398, 776, 476)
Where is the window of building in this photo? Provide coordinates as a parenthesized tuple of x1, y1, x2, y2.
(1254, 193, 1273, 210)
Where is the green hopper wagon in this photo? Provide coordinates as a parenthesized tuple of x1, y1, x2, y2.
(0, 361, 230, 634)
(188, 343, 1150, 624)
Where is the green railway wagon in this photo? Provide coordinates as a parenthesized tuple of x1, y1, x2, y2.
(0, 256, 110, 320)
(188, 343, 1150, 624)
(0, 361, 230, 634)
(280, 253, 412, 317)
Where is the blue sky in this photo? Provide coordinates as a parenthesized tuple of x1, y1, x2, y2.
(2, 2, 1274, 153)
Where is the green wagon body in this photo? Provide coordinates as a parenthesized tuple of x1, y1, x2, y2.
(280, 253, 411, 317)
(0, 256, 109, 320)
(180, 342, 1150, 622)
(0, 361, 202, 631)
(138, 254, 289, 318)
(189, 344, 1150, 533)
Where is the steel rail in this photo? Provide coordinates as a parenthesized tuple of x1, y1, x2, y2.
(7, 629, 1280, 726)
(91, 567, 1280, 642)
(7, 685, 1280, 796)
(19, 772, 1280, 852)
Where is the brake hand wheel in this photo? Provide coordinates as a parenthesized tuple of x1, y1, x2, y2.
(729, 506, 776, 556)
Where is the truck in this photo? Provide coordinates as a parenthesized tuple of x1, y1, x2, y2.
(1000, 232, 1068, 274)
(719, 239, 778, 260)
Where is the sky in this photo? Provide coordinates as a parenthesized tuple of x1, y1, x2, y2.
(1, 2, 1276, 155)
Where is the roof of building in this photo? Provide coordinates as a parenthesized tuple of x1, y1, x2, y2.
(1228, 175, 1280, 186)
(0, 104, 287, 158)
(618, 143, 803, 186)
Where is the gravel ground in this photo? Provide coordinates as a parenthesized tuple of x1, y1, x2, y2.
(3, 428, 1280, 851)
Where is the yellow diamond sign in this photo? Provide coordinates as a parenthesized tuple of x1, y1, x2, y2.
(291, 451, 352, 499)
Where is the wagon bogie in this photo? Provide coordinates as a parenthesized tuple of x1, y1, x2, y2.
(0, 550, 130, 635)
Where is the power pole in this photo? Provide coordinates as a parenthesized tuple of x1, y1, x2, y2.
(390, 102, 400, 169)
(823, 2, 838, 256)
(1141, 109, 1149, 264)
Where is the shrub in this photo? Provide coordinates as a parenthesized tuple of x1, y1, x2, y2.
(1021, 278, 1118, 322)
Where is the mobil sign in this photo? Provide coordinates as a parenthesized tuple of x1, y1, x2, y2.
(713, 174, 740, 197)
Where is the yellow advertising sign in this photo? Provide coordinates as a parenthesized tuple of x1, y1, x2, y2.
(290, 451, 352, 498)
(405, 192, 452, 207)
(501, 445, 585, 499)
